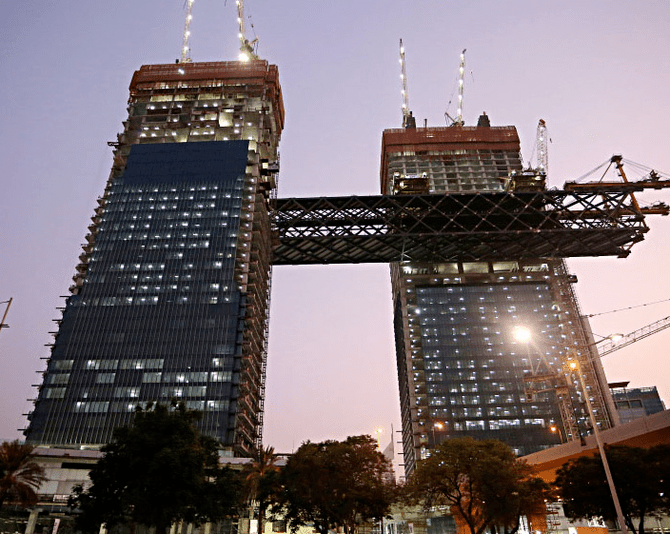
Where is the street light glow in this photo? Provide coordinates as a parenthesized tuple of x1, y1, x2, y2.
(512, 325, 531, 342)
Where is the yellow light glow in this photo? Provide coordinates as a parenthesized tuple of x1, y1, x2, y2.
(512, 326, 532, 342)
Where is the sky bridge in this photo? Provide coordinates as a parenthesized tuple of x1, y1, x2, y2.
(270, 186, 669, 265)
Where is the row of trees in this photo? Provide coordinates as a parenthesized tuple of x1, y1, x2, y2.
(68, 405, 396, 534)
(65, 405, 555, 534)
(4, 404, 668, 534)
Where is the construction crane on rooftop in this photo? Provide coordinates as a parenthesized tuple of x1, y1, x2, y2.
(536, 119, 548, 176)
(563, 155, 670, 216)
(445, 49, 466, 126)
(399, 39, 413, 128)
(179, 0, 196, 63)
(237, 0, 259, 61)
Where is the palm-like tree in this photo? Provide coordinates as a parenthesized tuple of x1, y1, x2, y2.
(0, 440, 47, 508)
(245, 446, 280, 534)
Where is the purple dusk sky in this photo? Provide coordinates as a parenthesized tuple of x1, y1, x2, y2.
(1, 1, 670, 460)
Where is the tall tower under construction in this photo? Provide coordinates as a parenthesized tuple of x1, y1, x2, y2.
(25, 60, 284, 456)
(381, 115, 617, 475)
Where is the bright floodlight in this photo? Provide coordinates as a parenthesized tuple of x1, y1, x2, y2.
(512, 325, 531, 343)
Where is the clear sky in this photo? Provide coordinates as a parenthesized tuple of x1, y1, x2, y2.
(1, 1, 670, 460)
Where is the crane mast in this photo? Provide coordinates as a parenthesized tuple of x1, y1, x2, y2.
(456, 49, 466, 125)
(445, 49, 466, 126)
(237, 0, 259, 61)
(536, 118, 548, 175)
(179, 0, 196, 63)
(399, 39, 412, 127)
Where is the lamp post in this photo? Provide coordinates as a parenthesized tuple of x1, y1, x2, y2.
(568, 359, 628, 534)
(431, 421, 444, 447)
(513, 323, 629, 532)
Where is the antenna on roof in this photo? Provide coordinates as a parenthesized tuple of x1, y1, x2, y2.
(399, 39, 415, 128)
(179, 0, 195, 64)
(237, 0, 259, 61)
(445, 49, 466, 126)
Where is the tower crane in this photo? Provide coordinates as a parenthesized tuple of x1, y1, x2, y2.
(179, 0, 196, 64)
(399, 39, 414, 128)
(563, 156, 670, 216)
(522, 309, 670, 444)
(237, 0, 259, 61)
(536, 119, 548, 176)
(445, 49, 466, 126)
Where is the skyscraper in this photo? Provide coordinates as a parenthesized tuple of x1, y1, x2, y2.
(25, 60, 284, 456)
(381, 115, 617, 475)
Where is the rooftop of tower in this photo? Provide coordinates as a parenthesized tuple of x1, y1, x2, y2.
(129, 60, 285, 133)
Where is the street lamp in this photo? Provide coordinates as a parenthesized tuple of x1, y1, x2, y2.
(568, 359, 629, 534)
(549, 424, 564, 444)
(431, 421, 445, 447)
(512, 325, 531, 343)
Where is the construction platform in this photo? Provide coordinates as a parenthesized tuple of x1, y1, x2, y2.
(270, 188, 665, 265)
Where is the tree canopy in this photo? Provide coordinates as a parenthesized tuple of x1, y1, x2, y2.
(554, 444, 670, 534)
(277, 435, 395, 534)
(69, 403, 242, 534)
(0, 440, 47, 509)
(406, 437, 552, 534)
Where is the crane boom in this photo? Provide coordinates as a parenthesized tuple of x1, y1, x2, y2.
(536, 119, 548, 175)
(180, 0, 195, 63)
(456, 49, 466, 125)
(237, 0, 259, 61)
(597, 315, 670, 357)
(399, 39, 411, 127)
(445, 49, 466, 126)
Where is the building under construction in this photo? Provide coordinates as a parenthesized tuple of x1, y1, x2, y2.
(23, 10, 670, 473)
(25, 60, 284, 456)
(381, 116, 618, 474)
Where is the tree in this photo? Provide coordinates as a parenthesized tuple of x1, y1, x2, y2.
(69, 403, 242, 534)
(278, 435, 395, 534)
(554, 445, 670, 534)
(244, 446, 281, 534)
(0, 440, 47, 509)
(406, 437, 552, 534)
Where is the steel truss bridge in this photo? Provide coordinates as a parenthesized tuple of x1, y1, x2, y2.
(270, 184, 670, 265)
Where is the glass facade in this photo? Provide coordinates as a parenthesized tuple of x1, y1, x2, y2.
(26, 61, 284, 455)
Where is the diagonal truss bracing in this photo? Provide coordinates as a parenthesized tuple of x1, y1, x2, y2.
(270, 190, 653, 265)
